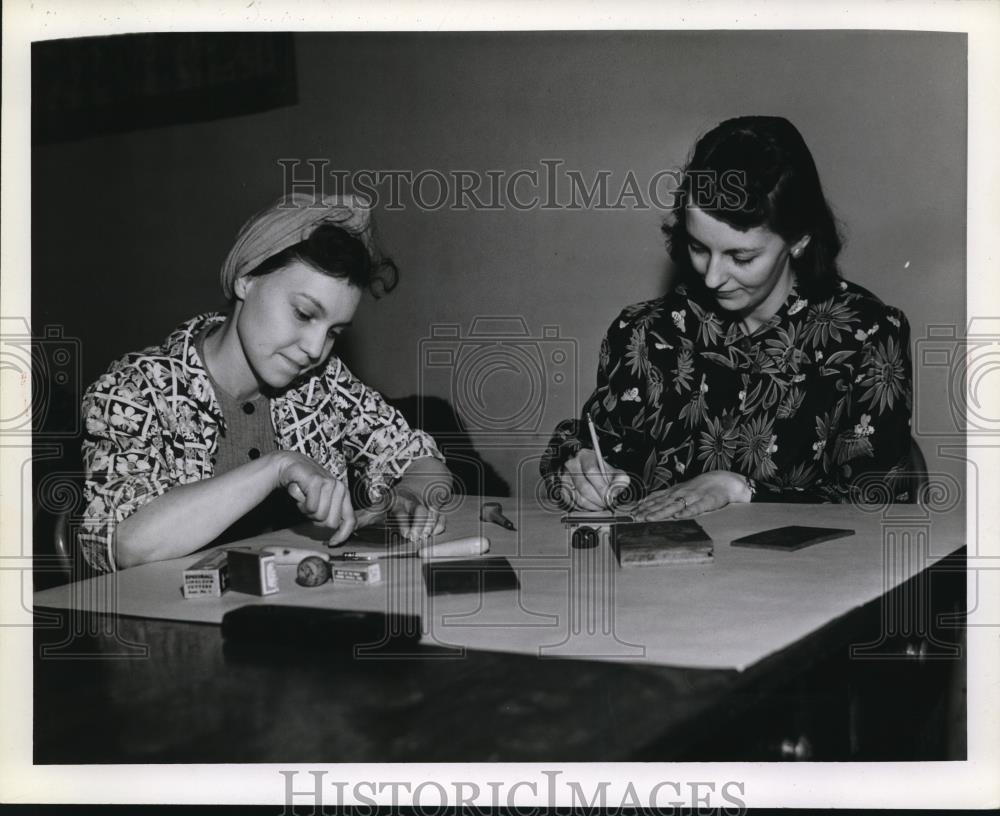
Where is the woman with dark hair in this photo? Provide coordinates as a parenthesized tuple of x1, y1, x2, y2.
(80, 194, 451, 572)
(542, 116, 913, 519)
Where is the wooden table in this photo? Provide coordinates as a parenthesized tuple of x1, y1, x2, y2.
(33, 498, 966, 762)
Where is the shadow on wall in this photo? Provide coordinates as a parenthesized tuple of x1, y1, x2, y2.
(386, 394, 511, 498)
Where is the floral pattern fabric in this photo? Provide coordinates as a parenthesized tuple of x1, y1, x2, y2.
(541, 279, 914, 504)
(80, 313, 444, 573)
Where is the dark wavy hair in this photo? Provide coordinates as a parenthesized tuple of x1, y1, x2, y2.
(247, 224, 399, 298)
(663, 116, 843, 301)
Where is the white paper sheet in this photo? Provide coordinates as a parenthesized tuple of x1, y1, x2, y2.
(34, 497, 966, 671)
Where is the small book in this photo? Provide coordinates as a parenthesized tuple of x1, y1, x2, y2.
(612, 519, 714, 567)
(730, 525, 855, 551)
(422, 556, 520, 596)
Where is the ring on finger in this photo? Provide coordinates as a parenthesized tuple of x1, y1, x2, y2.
(678, 496, 688, 509)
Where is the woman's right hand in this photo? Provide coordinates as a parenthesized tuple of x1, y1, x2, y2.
(272, 451, 357, 545)
(558, 448, 630, 511)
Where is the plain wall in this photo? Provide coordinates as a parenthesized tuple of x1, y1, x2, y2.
(32, 31, 967, 494)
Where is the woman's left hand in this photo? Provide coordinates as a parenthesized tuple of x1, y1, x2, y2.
(350, 457, 452, 544)
(386, 486, 447, 543)
(633, 470, 752, 521)
(355, 484, 448, 544)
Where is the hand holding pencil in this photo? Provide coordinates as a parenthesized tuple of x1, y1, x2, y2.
(557, 416, 630, 511)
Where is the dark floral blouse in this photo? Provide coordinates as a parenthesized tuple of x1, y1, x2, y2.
(541, 278, 914, 503)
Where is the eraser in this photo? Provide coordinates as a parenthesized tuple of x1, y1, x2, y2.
(182, 549, 229, 599)
(330, 561, 382, 585)
(226, 549, 280, 595)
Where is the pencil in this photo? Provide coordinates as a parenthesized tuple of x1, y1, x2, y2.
(586, 415, 610, 482)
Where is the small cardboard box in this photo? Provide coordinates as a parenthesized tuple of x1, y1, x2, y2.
(182, 549, 229, 599)
(330, 561, 382, 585)
(226, 549, 280, 596)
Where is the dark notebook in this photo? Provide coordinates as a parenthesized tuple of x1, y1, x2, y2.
(422, 556, 520, 596)
(731, 525, 855, 551)
(612, 519, 714, 567)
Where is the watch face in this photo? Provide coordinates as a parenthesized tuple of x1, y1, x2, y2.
(295, 556, 331, 587)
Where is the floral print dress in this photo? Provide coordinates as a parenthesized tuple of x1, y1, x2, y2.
(80, 313, 444, 573)
(541, 278, 914, 503)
